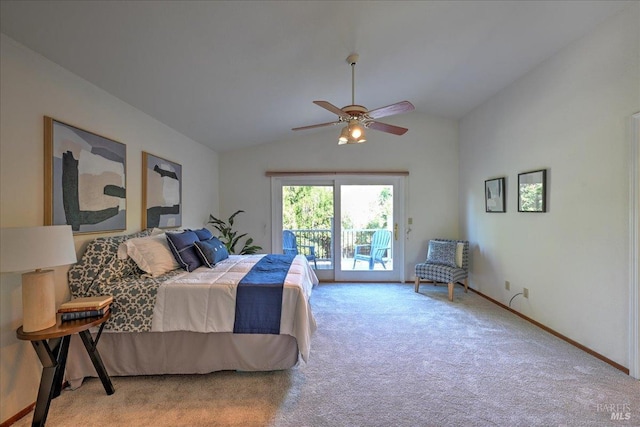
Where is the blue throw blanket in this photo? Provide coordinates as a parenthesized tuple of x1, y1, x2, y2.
(233, 254, 295, 334)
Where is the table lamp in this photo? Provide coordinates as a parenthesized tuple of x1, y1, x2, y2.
(1, 225, 77, 332)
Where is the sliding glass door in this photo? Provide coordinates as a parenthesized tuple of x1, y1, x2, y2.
(282, 183, 334, 273)
(272, 175, 404, 282)
(334, 177, 403, 281)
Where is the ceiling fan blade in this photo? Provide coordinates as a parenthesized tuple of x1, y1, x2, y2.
(292, 121, 340, 131)
(367, 101, 415, 119)
(313, 101, 350, 119)
(368, 120, 409, 136)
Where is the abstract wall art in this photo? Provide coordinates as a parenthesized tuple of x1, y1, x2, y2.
(44, 116, 126, 234)
(485, 177, 506, 213)
(142, 152, 182, 229)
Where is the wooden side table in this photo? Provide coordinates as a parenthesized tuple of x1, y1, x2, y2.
(16, 313, 114, 427)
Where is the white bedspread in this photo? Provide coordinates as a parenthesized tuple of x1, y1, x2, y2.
(152, 254, 318, 361)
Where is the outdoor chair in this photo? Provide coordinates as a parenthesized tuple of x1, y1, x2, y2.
(414, 239, 469, 301)
(353, 229, 392, 270)
(283, 230, 317, 268)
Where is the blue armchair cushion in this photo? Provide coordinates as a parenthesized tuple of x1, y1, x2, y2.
(426, 240, 457, 268)
(194, 237, 229, 268)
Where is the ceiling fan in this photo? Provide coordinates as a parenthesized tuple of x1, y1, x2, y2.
(292, 53, 415, 145)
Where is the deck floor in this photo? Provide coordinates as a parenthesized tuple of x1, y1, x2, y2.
(313, 257, 392, 271)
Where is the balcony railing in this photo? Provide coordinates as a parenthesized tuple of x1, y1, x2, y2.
(284, 228, 393, 269)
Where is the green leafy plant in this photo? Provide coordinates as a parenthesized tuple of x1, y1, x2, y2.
(207, 209, 262, 254)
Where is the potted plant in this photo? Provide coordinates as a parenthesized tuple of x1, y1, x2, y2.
(207, 210, 262, 254)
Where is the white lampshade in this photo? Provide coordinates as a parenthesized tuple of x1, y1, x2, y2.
(1, 225, 77, 273)
(1, 225, 77, 332)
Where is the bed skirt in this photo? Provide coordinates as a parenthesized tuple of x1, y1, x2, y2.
(66, 331, 300, 388)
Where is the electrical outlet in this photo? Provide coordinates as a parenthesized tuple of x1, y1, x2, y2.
(505, 281, 510, 291)
(408, 217, 413, 225)
(523, 288, 529, 298)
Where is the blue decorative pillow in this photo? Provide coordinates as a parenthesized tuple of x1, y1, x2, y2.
(194, 237, 229, 268)
(426, 240, 458, 268)
(166, 231, 202, 272)
(190, 228, 213, 241)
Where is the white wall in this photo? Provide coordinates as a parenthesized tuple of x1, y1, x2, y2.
(219, 113, 460, 280)
(0, 34, 220, 423)
(458, 4, 639, 368)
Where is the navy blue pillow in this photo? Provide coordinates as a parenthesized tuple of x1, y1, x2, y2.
(166, 231, 202, 272)
(190, 228, 213, 241)
(194, 237, 229, 268)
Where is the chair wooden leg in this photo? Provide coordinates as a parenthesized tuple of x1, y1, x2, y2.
(414, 277, 420, 292)
(448, 282, 454, 301)
(464, 278, 468, 293)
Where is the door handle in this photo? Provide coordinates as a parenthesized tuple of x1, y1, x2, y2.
(394, 223, 398, 241)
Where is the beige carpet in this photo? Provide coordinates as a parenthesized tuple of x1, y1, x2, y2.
(14, 283, 640, 427)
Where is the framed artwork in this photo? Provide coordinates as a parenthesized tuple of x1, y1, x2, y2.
(485, 177, 506, 213)
(142, 152, 182, 229)
(518, 169, 547, 212)
(44, 116, 126, 234)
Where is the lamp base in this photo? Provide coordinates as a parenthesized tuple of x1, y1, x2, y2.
(22, 270, 57, 333)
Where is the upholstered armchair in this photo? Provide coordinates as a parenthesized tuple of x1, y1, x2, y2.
(414, 239, 469, 301)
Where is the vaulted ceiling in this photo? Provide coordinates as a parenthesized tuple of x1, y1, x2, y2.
(0, 1, 631, 152)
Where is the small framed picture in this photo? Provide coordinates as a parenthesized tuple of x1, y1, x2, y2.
(485, 177, 506, 213)
(142, 152, 182, 229)
(518, 169, 547, 212)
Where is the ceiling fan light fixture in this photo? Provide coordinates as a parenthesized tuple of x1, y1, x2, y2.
(338, 126, 349, 144)
(353, 134, 366, 144)
(348, 120, 364, 139)
(339, 121, 366, 145)
(346, 132, 366, 144)
(343, 119, 365, 143)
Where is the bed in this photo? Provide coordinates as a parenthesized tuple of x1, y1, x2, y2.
(64, 229, 318, 386)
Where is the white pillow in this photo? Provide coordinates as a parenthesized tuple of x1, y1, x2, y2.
(150, 227, 166, 236)
(117, 228, 174, 259)
(119, 233, 180, 277)
(456, 242, 464, 268)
